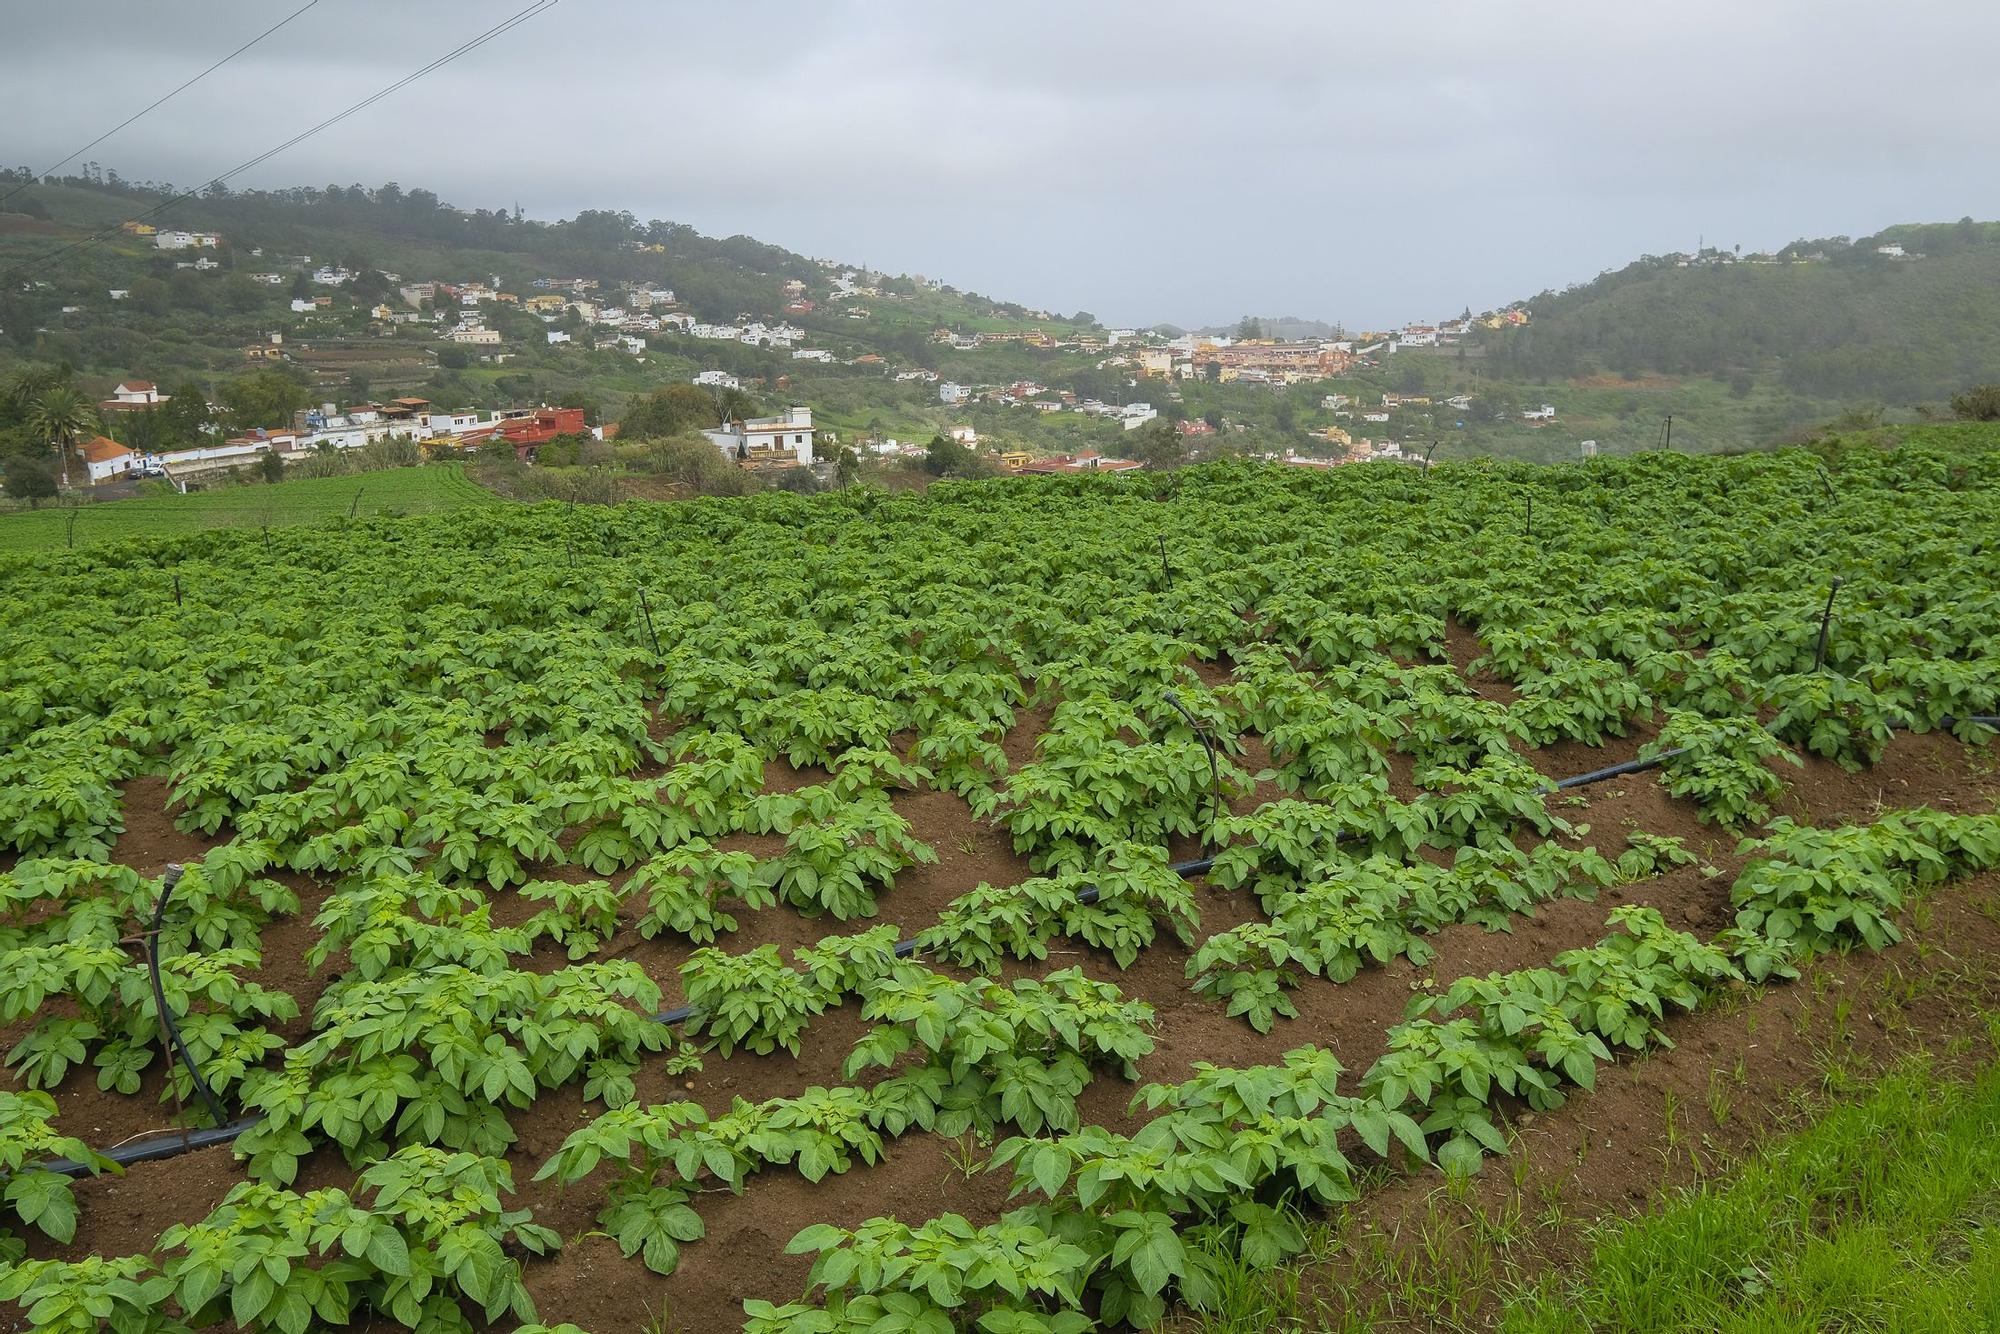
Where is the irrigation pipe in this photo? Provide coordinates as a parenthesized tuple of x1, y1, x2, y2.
(30, 713, 2000, 1178)
(146, 864, 230, 1128)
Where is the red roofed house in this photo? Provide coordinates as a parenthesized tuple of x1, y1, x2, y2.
(99, 381, 170, 414)
(79, 435, 138, 484)
(474, 406, 589, 461)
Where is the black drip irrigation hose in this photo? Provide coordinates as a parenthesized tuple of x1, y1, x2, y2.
(32, 713, 2000, 1178)
(147, 865, 229, 1128)
(1161, 690, 1225, 830)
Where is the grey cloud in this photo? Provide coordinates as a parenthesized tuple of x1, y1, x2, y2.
(4, 0, 1998, 326)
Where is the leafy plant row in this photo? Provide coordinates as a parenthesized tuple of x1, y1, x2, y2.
(541, 967, 1155, 1277)
(738, 807, 2000, 1331)
(0, 1146, 563, 1334)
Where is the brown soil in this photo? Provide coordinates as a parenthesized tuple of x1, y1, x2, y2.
(1276, 876, 2000, 1331)
(19, 678, 2000, 1333)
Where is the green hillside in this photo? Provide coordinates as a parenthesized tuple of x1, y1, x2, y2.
(1480, 220, 2000, 405)
(0, 172, 1111, 445)
(6, 168, 1999, 469)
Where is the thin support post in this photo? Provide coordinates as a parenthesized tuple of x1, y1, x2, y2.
(1813, 577, 1844, 672)
(637, 585, 661, 656)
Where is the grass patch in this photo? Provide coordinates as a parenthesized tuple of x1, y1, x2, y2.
(1177, 1019, 2000, 1333)
(0, 464, 497, 553)
(1501, 1025, 2000, 1333)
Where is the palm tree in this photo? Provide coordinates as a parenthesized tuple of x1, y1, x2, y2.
(26, 385, 95, 491)
(1, 362, 62, 417)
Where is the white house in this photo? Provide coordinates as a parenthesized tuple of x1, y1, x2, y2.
(740, 321, 802, 348)
(1120, 403, 1159, 430)
(792, 348, 833, 362)
(427, 410, 485, 436)
(107, 381, 166, 407)
(154, 230, 219, 251)
(703, 405, 815, 466)
(1522, 403, 1557, 421)
(310, 265, 353, 286)
(289, 298, 316, 313)
(250, 272, 285, 285)
(80, 435, 137, 483)
(693, 370, 740, 390)
(546, 330, 571, 344)
(939, 382, 969, 404)
(1876, 244, 1907, 258)
(108, 289, 131, 301)
(448, 325, 501, 345)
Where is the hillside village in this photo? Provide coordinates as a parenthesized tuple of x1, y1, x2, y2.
(16, 207, 1547, 494)
(21, 175, 1984, 508)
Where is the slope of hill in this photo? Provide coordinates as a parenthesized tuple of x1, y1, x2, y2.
(1479, 220, 2000, 405)
(0, 173, 1103, 414)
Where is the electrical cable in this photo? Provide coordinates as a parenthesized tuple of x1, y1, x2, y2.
(0, 1, 322, 212)
(1, 0, 559, 288)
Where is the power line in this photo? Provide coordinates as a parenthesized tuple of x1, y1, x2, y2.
(2, 0, 559, 288)
(0, 1, 323, 212)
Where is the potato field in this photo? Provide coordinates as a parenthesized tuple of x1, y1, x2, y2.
(3, 439, 1999, 1333)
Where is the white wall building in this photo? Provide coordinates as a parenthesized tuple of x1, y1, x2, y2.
(703, 405, 815, 466)
(693, 370, 740, 390)
(81, 436, 137, 483)
(939, 381, 969, 404)
(154, 230, 219, 250)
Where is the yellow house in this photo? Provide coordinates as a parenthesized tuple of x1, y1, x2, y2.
(119, 220, 156, 236)
(524, 294, 566, 313)
(1322, 426, 1352, 446)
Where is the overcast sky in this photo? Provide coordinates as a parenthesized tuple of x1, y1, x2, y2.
(6, 1, 1998, 328)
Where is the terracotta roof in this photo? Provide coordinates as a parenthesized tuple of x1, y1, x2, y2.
(116, 380, 156, 392)
(79, 435, 132, 463)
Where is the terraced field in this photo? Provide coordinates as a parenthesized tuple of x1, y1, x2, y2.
(1, 435, 1998, 1333)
